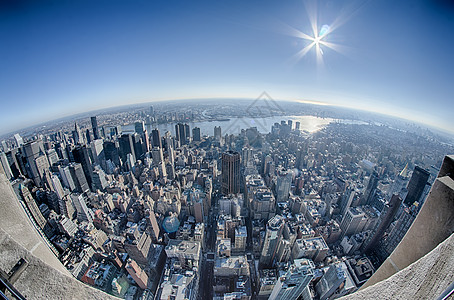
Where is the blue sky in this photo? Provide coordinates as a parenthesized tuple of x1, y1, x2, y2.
(0, 0, 453, 135)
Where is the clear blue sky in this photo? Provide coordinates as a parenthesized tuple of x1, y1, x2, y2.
(1, 0, 453, 135)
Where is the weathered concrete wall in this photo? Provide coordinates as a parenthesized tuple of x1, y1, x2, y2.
(361, 155, 454, 290)
(0, 173, 120, 299)
(0, 229, 119, 300)
(0, 173, 69, 275)
(341, 232, 454, 299)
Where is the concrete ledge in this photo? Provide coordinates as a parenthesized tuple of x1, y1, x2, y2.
(341, 232, 454, 299)
(0, 229, 119, 300)
(362, 174, 454, 289)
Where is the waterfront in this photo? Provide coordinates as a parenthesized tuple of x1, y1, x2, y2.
(122, 115, 334, 136)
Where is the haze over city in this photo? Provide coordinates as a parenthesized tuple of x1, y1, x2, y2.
(1, 0, 454, 135)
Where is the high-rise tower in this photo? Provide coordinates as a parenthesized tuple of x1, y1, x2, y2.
(152, 128, 162, 148)
(404, 166, 430, 206)
(91, 116, 100, 140)
(260, 215, 285, 268)
(221, 151, 240, 195)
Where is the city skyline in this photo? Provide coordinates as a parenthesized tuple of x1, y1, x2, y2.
(1, 0, 454, 135)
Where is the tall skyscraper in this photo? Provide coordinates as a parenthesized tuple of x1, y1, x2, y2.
(175, 123, 187, 146)
(91, 116, 100, 140)
(72, 146, 93, 190)
(134, 121, 145, 135)
(260, 215, 285, 268)
(380, 203, 419, 258)
(192, 127, 201, 142)
(73, 122, 84, 145)
(404, 166, 430, 206)
(118, 134, 136, 164)
(69, 163, 90, 193)
(391, 164, 410, 199)
(361, 171, 379, 206)
(151, 128, 162, 148)
(269, 259, 314, 300)
(221, 151, 240, 195)
(13, 133, 24, 147)
(315, 264, 347, 300)
(362, 194, 402, 253)
(214, 126, 222, 141)
(71, 193, 94, 223)
(184, 123, 190, 142)
(276, 168, 292, 202)
(103, 140, 120, 167)
(22, 139, 49, 187)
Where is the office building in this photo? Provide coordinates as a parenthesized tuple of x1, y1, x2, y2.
(151, 128, 162, 148)
(125, 259, 148, 289)
(269, 259, 314, 300)
(71, 193, 94, 223)
(118, 134, 136, 164)
(192, 127, 201, 142)
(14, 133, 24, 147)
(134, 121, 145, 134)
(214, 126, 222, 141)
(315, 264, 346, 300)
(361, 171, 379, 206)
(69, 163, 90, 193)
(292, 236, 329, 262)
(404, 166, 430, 206)
(221, 151, 241, 195)
(260, 215, 285, 268)
(340, 207, 365, 237)
(91, 116, 100, 140)
(73, 122, 84, 145)
(276, 168, 292, 202)
(72, 146, 93, 190)
(175, 123, 188, 146)
(362, 194, 402, 253)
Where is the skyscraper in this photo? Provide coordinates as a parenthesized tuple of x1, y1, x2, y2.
(362, 194, 402, 253)
(91, 116, 100, 140)
(221, 151, 240, 195)
(340, 207, 365, 238)
(103, 140, 120, 167)
(361, 171, 379, 206)
(269, 259, 314, 300)
(260, 215, 285, 268)
(175, 123, 187, 146)
(276, 168, 292, 202)
(192, 127, 201, 142)
(152, 128, 162, 148)
(73, 122, 84, 145)
(404, 166, 430, 206)
(118, 134, 136, 164)
(72, 146, 93, 190)
(22, 139, 49, 187)
(214, 126, 222, 141)
(69, 163, 90, 193)
(13, 133, 24, 147)
(134, 121, 145, 135)
(71, 193, 94, 223)
(315, 264, 347, 300)
(380, 203, 419, 258)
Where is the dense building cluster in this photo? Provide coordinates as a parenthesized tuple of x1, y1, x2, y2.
(0, 104, 452, 300)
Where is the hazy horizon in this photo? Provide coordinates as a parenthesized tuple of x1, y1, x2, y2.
(3, 97, 453, 140)
(1, 0, 453, 135)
